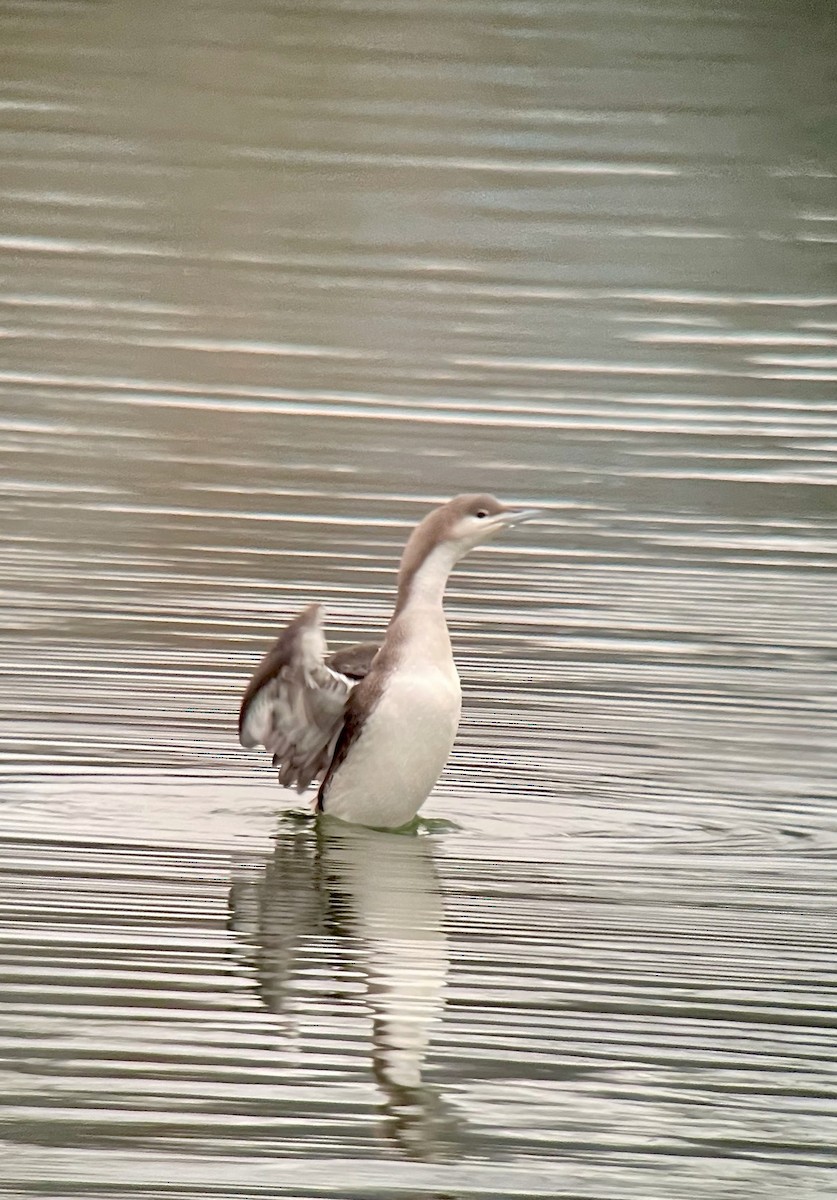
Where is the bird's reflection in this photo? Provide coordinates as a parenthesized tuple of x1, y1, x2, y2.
(228, 814, 457, 1158)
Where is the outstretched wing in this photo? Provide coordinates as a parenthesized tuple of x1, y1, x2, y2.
(238, 603, 379, 791)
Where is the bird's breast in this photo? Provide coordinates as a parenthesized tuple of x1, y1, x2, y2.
(322, 662, 462, 828)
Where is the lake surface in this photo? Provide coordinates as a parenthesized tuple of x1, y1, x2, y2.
(1, 0, 836, 1196)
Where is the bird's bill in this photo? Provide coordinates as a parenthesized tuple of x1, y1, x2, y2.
(495, 506, 544, 527)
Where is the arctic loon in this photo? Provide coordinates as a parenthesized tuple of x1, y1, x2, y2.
(238, 494, 541, 828)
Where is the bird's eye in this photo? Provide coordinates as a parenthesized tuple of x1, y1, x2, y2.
(475, 510, 488, 519)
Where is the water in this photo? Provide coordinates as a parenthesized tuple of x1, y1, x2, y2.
(1, 0, 836, 1196)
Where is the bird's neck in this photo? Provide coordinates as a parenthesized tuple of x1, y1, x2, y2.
(388, 545, 457, 663)
(393, 543, 457, 616)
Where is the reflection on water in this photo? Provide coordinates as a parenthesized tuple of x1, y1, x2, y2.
(1, 0, 836, 1196)
(230, 818, 452, 1159)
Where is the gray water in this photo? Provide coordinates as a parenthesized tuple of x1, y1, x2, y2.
(1, 0, 836, 1197)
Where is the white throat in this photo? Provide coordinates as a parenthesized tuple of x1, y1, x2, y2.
(396, 543, 458, 614)
(387, 542, 461, 671)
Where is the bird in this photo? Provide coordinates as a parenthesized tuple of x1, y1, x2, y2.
(238, 494, 542, 828)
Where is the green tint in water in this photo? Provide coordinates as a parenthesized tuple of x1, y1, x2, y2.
(0, 0, 835, 1196)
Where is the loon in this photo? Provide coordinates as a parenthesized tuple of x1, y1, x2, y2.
(238, 494, 541, 828)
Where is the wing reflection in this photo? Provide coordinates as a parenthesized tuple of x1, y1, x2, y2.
(228, 817, 456, 1158)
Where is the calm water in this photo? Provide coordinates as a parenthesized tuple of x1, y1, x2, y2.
(1, 0, 836, 1197)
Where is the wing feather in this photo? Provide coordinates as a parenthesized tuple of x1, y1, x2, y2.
(239, 603, 379, 792)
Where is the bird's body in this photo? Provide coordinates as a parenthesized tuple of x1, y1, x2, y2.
(239, 494, 540, 828)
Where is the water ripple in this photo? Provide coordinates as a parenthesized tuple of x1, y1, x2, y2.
(2, 0, 836, 1195)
